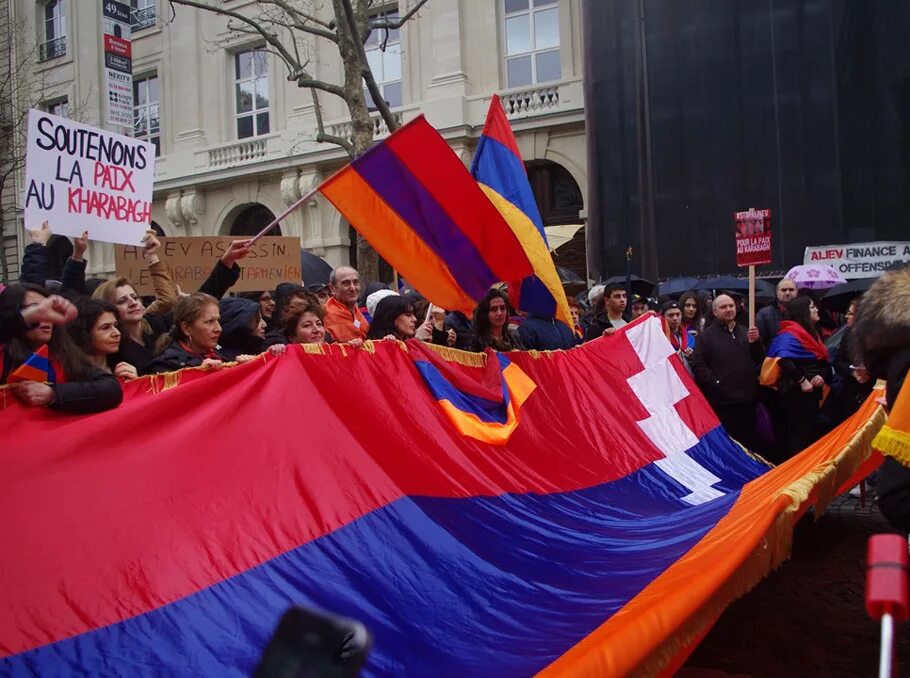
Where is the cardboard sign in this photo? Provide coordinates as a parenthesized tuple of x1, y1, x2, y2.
(804, 241, 910, 279)
(734, 208, 772, 267)
(24, 110, 154, 245)
(114, 236, 302, 295)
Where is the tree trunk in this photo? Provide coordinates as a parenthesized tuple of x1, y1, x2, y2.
(332, 0, 381, 282)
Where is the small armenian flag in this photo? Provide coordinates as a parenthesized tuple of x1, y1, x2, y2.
(8, 345, 54, 383)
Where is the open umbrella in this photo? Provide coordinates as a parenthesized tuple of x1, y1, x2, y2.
(784, 264, 846, 290)
(821, 278, 874, 313)
(692, 276, 776, 298)
(603, 274, 655, 297)
(655, 277, 698, 298)
(556, 266, 586, 295)
(300, 249, 333, 286)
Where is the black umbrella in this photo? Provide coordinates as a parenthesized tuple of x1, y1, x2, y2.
(822, 278, 873, 313)
(556, 266, 585, 294)
(693, 276, 776, 298)
(300, 249, 333, 286)
(603, 274, 655, 297)
(655, 276, 698, 298)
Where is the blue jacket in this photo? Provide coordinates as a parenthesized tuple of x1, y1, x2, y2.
(518, 314, 578, 351)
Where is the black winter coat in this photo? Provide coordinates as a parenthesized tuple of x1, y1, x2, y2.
(147, 342, 225, 373)
(518, 315, 578, 351)
(690, 322, 765, 405)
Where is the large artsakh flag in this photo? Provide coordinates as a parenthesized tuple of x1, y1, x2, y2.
(0, 315, 882, 675)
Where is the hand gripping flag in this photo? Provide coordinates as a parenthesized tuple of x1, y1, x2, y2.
(0, 316, 885, 676)
(7, 344, 54, 383)
(471, 95, 573, 329)
(319, 116, 535, 315)
(759, 320, 829, 387)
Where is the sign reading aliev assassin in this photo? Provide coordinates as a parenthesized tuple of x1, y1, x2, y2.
(24, 110, 154, 245)
(734, 208, 772, 267)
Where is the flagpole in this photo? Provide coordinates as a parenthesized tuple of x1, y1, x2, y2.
(248, 162, 353, 245)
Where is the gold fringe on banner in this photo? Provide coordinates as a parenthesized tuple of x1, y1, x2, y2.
(630, 400, 887, 677)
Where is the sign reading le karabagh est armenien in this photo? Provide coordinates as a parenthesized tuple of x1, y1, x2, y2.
(114, 236, 302, 295)
(24, 110, 154, 245)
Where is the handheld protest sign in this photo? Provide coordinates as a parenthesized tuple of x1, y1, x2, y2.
(735, 208, 772, 328)
(114, 236, 302, 295)
(24, 110, 155, 246)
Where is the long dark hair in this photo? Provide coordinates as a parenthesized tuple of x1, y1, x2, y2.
(69, 299, 120, 357)
(154, 293, 219, 354)
(367, 295, 415, 340)
(783, 296, 820, 338)
(678, 291, 701, 329)
(473, 289, 512, 340)
(0, 284, 91, 380)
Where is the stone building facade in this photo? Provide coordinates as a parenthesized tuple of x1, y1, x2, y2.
(4, 0, 587, 282)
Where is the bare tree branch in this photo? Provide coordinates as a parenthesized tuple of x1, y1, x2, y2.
(169, 0, 304, 69)
(339, 0, 399, 133)
(261, 0, 338, 40)
(311, 89, 354, 155)
(369, 0, 428, 29)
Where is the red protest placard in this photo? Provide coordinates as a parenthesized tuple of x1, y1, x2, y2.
(734, 208, 772, 267)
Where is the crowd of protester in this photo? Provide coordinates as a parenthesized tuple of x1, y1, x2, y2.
(0, 225, 904, 478)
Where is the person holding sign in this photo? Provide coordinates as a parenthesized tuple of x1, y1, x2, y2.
(0, 284, 123, 413)
(93, 230, 178, 374)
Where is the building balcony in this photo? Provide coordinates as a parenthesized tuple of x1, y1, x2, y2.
(39, 37, 66, 62)
(498, 78, 584, 121)
(132, 6, 157, 31)
(205, 136, 270, 169)
(325, 110, 406, 144)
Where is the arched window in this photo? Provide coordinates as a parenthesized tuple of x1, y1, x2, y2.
(229, 204, 279, 237)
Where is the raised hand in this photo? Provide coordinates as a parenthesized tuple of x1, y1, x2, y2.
(21, 294, 77, 327)
(72, 230, 89, 262)
(27, 221, 52, 246)
(221, 239, 252, 268)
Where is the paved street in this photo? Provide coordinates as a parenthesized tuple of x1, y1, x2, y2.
(682, 492, 910, 677)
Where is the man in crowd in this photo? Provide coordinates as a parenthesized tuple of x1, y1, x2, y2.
(756, 278, 797, 345)
(630, 295, 649, 320)
(661, 300, 693, 357)
(323, 266, 370, 342)
(583, 284, 628, 340)
(690, 294, 765, 450)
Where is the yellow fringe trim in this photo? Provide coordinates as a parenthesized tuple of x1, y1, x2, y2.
(629, 402, 887, 677)
(874, 425, 910, 466)
(300, 342, 327, 355)
(422, 343, 488, 367)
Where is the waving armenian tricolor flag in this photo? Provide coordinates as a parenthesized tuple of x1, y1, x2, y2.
(319, 116, 535, 315)
(760, 320, 829, 387)
(471, 95, 573, 329)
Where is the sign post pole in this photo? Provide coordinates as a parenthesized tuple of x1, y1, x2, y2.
(748, 265, 756, 328)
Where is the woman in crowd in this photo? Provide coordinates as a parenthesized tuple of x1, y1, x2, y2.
(92, 231, 177, 374)
(239, 291, 276, 331)
(68, 299, 139, 381)
(0, 284, 123, 412)
(679, 291, 701, 346)
(218, 296, 267, 361)
(367, 295, 418, 341)
(829, 297, 874, 422)
(283, 299, 327, 345)
(149, 293, 226, 373)
(470, 289, 524, 352)
(767, 295, 831, 458)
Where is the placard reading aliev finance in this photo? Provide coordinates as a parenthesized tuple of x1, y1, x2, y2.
(24, 110, 155, 245)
